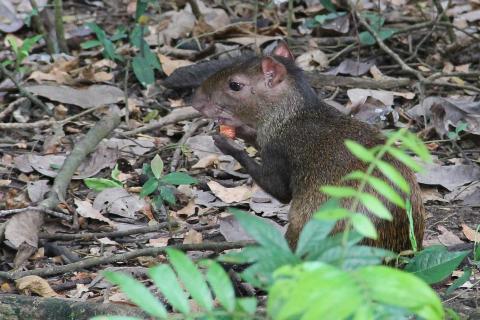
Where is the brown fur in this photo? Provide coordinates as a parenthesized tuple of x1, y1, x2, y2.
(192, 43, 425, 252)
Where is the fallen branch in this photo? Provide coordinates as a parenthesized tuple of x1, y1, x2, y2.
(0, 119, 56, 130)
(0, 206, 71, 220)
(170, 118, 209, 171)
(0, 97, 29, 121)
(0, 240, 254, 280)
(123, 106, 201, 136)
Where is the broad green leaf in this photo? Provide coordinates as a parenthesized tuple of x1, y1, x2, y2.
(351, 214, 378, 239)
(320, 0, 337, 12)
(359, 28, 396, 45)
(320, 185, 358, 198)
(166, 249, 213, 311)
(236, 297, 258, 315)
(356, 266, 444, 320)
(405, 247, 470, 284)
(150, 154, 164, 179)
(230, 208, 291, 251)
(398, 132, 431, 162)
(314, 12, 346, 24)
(445, 267, 472, 295)
(345, 140, 375, 162)
(144, 45, 162, 70)
(130, 25, 142, 48)
(319, 245, 395, 269)
(84, 178, 122, 191)
(159, 186, 176, 205)
(314, 207, 352, 221)
(148, 264, 190, 314)
(358, 192, 393, 220)
(135, 0, 150, 20)
(103, 271, 167, 319)
(111, 26, 128, 41)
(91, 317, 142, 320)
(296, 219, 336, 258)
(204, 261, 236, 312)
(376, 160, 410, 193)
(161, 172, 198, 185)
(361, 11, 385, 29)
(305, 231, 364, 261)
(268, 263, 362, 320)
(344, 171, 405, 208)
(387, 147, 422, 172)
(132, 55, 154, 87)
(140, 177, 158, 197)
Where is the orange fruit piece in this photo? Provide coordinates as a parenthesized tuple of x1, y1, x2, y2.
(219, 125, 236, 139)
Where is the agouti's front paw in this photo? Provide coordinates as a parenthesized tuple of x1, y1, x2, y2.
(213, 134, 243, 156)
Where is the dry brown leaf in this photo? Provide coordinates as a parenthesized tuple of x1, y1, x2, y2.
(207, 181, 255, 203)
(462, 224, 480, 242)
(158, 54, 193, 76)
(5, 211, 42, 249)
(183, 229, 203, 244)
(192, 154, 219, 169)
(16, 275, 58, 297)
(437, 225, 464, 246)
(148, 237, 169, 247)
(75, 199, 116, 227)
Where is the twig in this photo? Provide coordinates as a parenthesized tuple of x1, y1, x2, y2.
(170, 118, 209, 171)
(0, 97, 29, 121)
(426, 71, 480, 81)
(0, 241, 254, 280)
(0, 63, 51, 114)
(123, 106, 201, 136)
(431, 0, 455, 43)
(0, 206, 71, 220)
(187, 0, 203, 21)
(422, 80, 480, 93)
(356, 12, 424, 81)
(53, 0, 69, 53)
(40, 222, 174, 240)
(0, 119, 56, 130)
(29, 0, 55, 54)
(124, 59, 130, 128)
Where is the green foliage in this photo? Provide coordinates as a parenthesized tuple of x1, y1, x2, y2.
(268, 262, 444, 320)
(95, 249, 256, 320)
(5, 34, 43, 71)
(359, 11, 397, 45)
(447, 121, 468, 141)
(140, 154, 198, 208)
(83, 164, 123, 192)
(404, 246, 470, 284)
(86, 22, 123, 61)
(445, 267, 472, 295)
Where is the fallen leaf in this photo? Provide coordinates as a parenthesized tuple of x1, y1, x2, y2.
(27, 180, 50, 202)
(5, 211, 42, 249)
(462, 224, 480, 242)
(326, 59, 374, 76)
(207, 181, 255, 203)
(295, 49, 329, 71)
(437, 225, 464, 246)
(93, 188, 147, 219)
(416, 163, 480, 191)
(219, 214, 285, 242)
(75, 199, 116, 227)
(97, 237, 119, 245)
(16, 275, 58, 297)
(158, 54, 193, 76)
(183, 229, 203, 244)
(191, 154, 219, 169)
(25, 84, 124, 109)
(445, 182, 480, 206)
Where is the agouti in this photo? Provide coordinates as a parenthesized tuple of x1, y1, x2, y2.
(192, 41, 424, 252)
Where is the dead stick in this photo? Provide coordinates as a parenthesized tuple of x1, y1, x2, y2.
(0, 241, 254, 280)
(170, 118, 209, 171)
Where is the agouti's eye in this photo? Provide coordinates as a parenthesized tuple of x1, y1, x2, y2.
(229, 81, 244, 92)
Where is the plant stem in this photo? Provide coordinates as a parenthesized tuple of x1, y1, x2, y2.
(54, 0, 69, 53)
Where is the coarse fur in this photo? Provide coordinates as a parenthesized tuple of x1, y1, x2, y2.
(193, 42, 425, 252)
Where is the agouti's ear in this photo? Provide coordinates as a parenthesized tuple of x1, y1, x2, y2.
(272, 40, 294, 60)
(261, 57, 287, 88)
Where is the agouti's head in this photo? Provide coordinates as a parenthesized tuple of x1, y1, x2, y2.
(192, 41, 302, 131)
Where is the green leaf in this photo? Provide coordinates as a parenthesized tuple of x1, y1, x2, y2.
(90, 316, 142, 320)
(236, 297, 257, 315)
(319, 245, 395, 269)
(356, 266, 444, 320)
(159, 186, 176, 205)
(130, 25, 143, 48)
(314, 207, 352, 221)
(320, 186, 358, 198)
(204, 261, 236, 312)
(344, 171, 405, 208)
(148, 264, 190, 314)
(296, 219, 336, 258)
(387, 147, 422, 172)
(166, 249, 213, 311)
(135, 0, 150, 20)
(150, 154, 164, 179)
(320, 0, 337, 12)
(398, 132, 432, 162)
(358, 192, 393, 220)
(304, 231, 364, 261)
(406, 199, 418, 252)
(445, 267, 472, 295)
(268, 263, 363, 320)
(144, 45, 162, 70)
(230, 208, 291, 252)
(314, 12, 346, 24)
(345, 140, 375, 162)
(111, 165, 121, 181)
(132, 55, 154, 87)
(140, 177, 159, 197)
(376, 160, 411, 193)
(84, 178, 122, 191)
(161, 172, 198, 185)
(405, 247, 470, 284)
(361, 11, 385, 29)
(351, 214, 378, 239)
(143, 109, 159, 122)
(359, 28, 396, 45)
(103, 271, 167, 319)
(81, 39, 102, 49)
